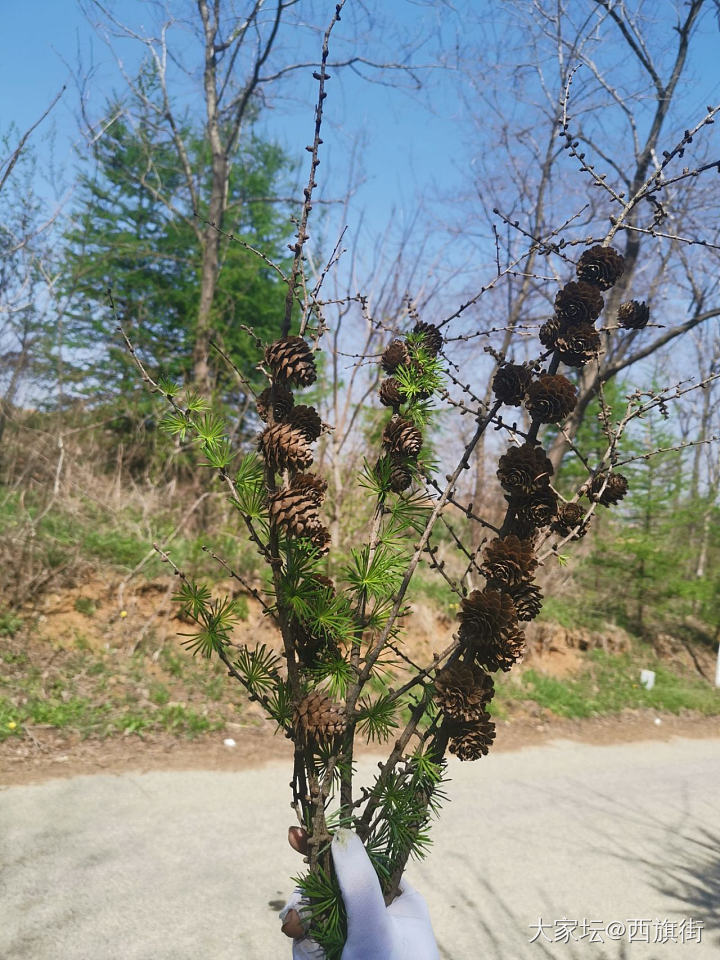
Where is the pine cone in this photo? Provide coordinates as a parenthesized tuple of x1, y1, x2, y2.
(381, 339, 410, 373)
(470, 627, 526, 673)
(412, 321, 443, 356)
(539, 318, 562, 351)
(256, 385, 294, 422)
(379, 378, 406, 408)
(288, 404, 322, 442)
(389, 456, 414, 493)
(310, 527, 331, 556)
(552, 501, 588, 539)
(514, 486, 558, 528)
(509, 582, 543, 622)
(554, 281, 604, 325)
(383, 418, 423, 457)
(434, 661, 494, 721)
(258, 423, 313, 472)
(555, 322, 601, 367)
(617, 300, 650, 330)
(265, 337, 317, 387)
(290, 619, 328, 667)
(448, 712, 496, 761)
(589, 471, 628, 506)
(290, 472, 327, 504)
(576, 244, 625, 290)
(294, 691, 346, 742)
(310, 574, 335, 595)
(459, 588, 516, 647)
(492, 363, 532, 406)
(525, 374, 577, 423)
(505, 513, 540, 542)
(269, 488, 324, 538)
(481, 535, 537, 587)
(497, 443, 554, 496)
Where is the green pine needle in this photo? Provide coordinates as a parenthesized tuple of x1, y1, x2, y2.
(173, 580, 212, 619)
(159, 411, 190, 440)
(201, 436, 233, 469)
(346, 544, 406, 600)
(156, 374, 178, 397)
(293, 867, 347, 960)
(266, 679, 293, 730)
(194, 411, 226, 448)
(183, 390, 210, 414)
(309, 656, 355, 699)
(355, 694, 399, 743)
(234, 643, 282, 694)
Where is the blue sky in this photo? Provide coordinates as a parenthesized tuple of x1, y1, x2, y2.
(0, 1, 468, 245)
(2, 0, 719, 316)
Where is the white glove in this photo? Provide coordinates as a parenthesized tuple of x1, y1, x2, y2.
(280, 829, 440, 960)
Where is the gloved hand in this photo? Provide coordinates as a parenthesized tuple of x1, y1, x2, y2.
(280, 828, 440, 960)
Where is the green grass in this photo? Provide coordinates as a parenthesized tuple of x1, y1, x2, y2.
(0, 630, 250, 743)
(495, 649, 720, 718)
(536, 594, 606, 632)
(0, 695, 222, 741)
(0, 611, 25, 637)
(0, 486, 263, 583)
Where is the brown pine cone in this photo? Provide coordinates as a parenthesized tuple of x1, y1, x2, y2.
(258, 423, 313, 472)
(617, 300, 650, 330)
(471, 623, 526, 672)
(310, 526, 331, 555)
(514, 486, 558, 528)
(576, 244, 625, 290)
(492, 363, 532, 406)
(269, 489, 324, 538)
(509, 582, 543, 622)
(290, 619, 327, 667)
(434, 661, 494, 721)
(552, 501, 588, 539)
(294, 691, 346, 742)
(539, 318, 562, 351)
(290, 472, 327, 504)
(448, 712, 496, 761)
(265, 336, 317, 387)
(381, 339, 410, 373)
(481, 535, 537, 587)
(554, 281, 604, 325)
(412, 321, 443, 356)
(589, 471, 628, 506)
(389, 456, 414, 493)
(555, 323, 601, 367)
(256, 385, 294, 422)
(525, 374, 577, 423)
(459, 588, 516, 647)
(383, 417, 423, 457)
(497, 443, 554, 496)
(379, 378, 406, 408)
(505, 513, 540, 542)
(288, 404, 322, 442)
(310, 574, 335, 595)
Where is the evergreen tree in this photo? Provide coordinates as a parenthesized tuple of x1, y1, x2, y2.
(61, 72, 294, 410)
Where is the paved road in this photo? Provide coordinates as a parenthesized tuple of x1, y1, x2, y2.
(1, 737, 718, 960)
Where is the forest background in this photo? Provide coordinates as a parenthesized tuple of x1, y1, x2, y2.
(1, 0, 719, 751)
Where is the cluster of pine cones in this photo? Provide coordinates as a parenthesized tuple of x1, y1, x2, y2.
(257, 336, 329, 554)
(433, 532, 541, 761)
(434, 245, 642, 762)
(379, 320, 443, 492)
(256, 337, 344, 741)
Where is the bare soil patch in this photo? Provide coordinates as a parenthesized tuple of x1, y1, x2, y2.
(1, 709, 717, 788)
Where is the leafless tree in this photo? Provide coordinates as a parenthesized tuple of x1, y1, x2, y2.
(434, 0, 720, 499)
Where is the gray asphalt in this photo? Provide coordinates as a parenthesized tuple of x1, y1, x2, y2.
(1, 736, 718, 960)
